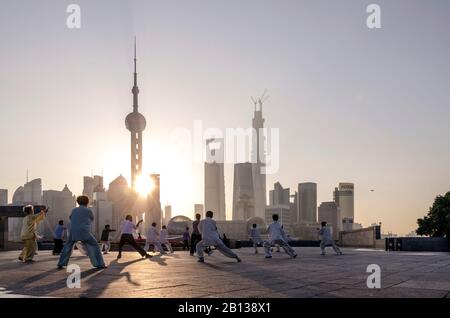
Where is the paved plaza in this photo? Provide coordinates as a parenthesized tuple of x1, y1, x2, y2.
(1, 247, 450, 298)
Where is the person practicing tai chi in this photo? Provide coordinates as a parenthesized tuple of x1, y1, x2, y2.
(117, 215, 151, 259)
(100, 224, 116, 255)
(190, 213, 202, 256)
(196, 211, 241, 263)
(57, 196, 106, 269)
(250, 223, 263, 254)
(160, 225, 173, 253)
(52, 220, 66, 255)
(318, 221, 342, 256)
(19, 205, 48, 263)
(145, 222, 165, 254)
(264, 214, 297, 259)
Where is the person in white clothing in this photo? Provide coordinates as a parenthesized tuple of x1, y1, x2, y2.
(264, 214, 297, 259)
(250, 224, 263, 254)
(196, 211, 241, 263)
(318, 221, 342, 255)
(145, 222, 165, 254)
(160, 225, 173, 253)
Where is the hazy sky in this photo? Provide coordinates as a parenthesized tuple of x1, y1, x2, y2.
(1, 0, 449, 235)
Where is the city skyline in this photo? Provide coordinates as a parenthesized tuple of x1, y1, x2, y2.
(1, 0, 450, 235)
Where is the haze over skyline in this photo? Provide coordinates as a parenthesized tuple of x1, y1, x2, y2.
(1, 0, 449, 235)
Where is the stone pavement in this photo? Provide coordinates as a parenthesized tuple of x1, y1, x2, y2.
(1, 247, 450, 298)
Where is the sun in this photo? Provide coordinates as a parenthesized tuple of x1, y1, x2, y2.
(135, 174, 155, 197)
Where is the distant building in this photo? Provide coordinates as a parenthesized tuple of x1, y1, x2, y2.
(0, 189, 7, 206)
(251, 99, 267, 221)
(9, 179, 42, 241)
(204, 138, 226, 220)
(147, 174, 162, 228)
(83, 175, 105, 202)
(318, 201, 341, 240)
(107, 175, 131, 232)
(163, 204, 172, 226)
(265, 205, 291, 227)
(298, 182, 317, 223)
(194, 204, 204, 218)
(41, 185, 76, 240)
(334, 183, 354, 229)
(91, 192, 113, 240)
(24, 178, 42, 205)
(269, 182, 290, 206)
(232, 162, 255, 220)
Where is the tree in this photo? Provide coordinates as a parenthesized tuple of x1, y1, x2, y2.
(416, 191, 450, 238)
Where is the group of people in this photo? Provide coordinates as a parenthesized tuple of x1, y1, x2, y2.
(18, 195, 342, 268)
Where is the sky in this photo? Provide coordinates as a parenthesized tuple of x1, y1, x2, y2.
(0, 0, 449, 235)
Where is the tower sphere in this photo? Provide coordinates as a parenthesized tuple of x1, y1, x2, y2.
(125, 111, 147, 132)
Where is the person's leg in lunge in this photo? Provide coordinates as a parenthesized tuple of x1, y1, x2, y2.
(117, 235, 126, 258)
(196, 240, 206, 262)
(83, 236, 106, 268)
(331, 241, 342, 255)
(214, 240, 240, 261)
(320, 241, 326, 255)
(276, 239, 297, 258)
(57, 240, 76, 268)
(264, 240, 273, 258)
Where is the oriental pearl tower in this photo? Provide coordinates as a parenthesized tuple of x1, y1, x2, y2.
(125, 38, 147, 189)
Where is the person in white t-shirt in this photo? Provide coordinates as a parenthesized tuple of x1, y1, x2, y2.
(250, 224, 263, 254)
(144, 222, 165, 254)
(196, 211, 241, 263)
(264, 214, 297, 259)
(318, 221, 342, 256)
(117, 215, 151, 259)
(160, 225, 173, 253)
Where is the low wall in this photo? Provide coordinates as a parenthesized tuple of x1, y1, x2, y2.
(339, 226, 380, 248)
(386, 237, 450, 252)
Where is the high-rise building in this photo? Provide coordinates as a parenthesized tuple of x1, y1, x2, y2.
(298, 182, 317, 223)
(232, 162, 255, 220)
(334, 183, 355, 229)
(24, 178, 42, 205)
(194, 204, 204, 218)
(83, 176, 95, 201)
(0, 189, 7, 206)
(251, 97, 267, 220)
(266, 182, 291, 229)
(9, 179, 42, 242)
(269, 182, 290, 206)
(41, 185, 76, 240)
(125, 39, 147, 189)
(204, 138, 226, 220)
(318, 201, 341, 240)
(106, 175, 130, 232)
(147, 174, 162, 228)
(91, 191, 113, 240)
(164, 204, 172, 225)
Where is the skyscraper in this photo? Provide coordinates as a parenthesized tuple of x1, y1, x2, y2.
(298, 182, 317, 223)
(125, 39, 147, 189)
(251, 97, 267, 220)
(41, 185, 76, 240)
(204, 138, 226, 220)
(23, 178, 42, 205)
(164, 204, 172, 225)
(232, 162, 255, 220)
(147, 174, 162, 228)
(334, 183, 355, 230)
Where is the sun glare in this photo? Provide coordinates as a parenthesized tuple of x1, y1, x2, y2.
(135, 175, 155, 197)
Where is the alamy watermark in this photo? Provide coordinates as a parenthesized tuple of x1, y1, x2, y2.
(366, 264, 381, 289)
